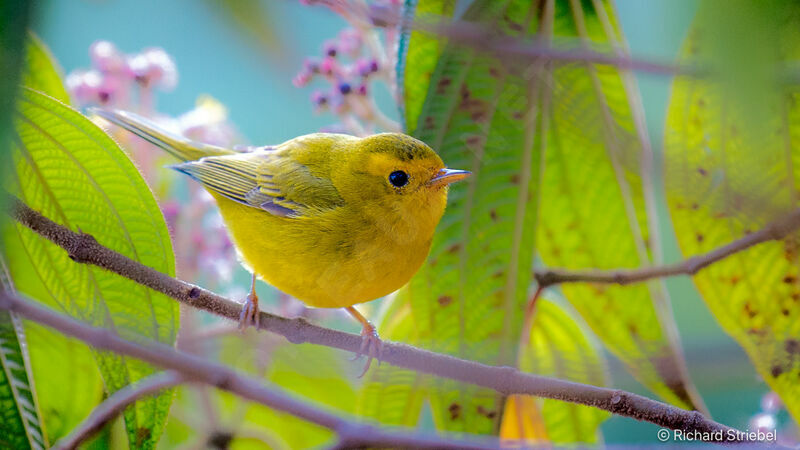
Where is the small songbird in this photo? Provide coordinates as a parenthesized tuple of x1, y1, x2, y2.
(92, 108, 469, 374)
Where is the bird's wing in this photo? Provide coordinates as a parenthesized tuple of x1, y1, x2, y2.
(171, 148, 344, 218)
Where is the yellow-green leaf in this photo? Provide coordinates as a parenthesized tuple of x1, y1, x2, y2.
(536, 0, 703, 410)
(664, 0, 800, 423)
(503, 298, 608, 444)
(2, 88, 178, 449)
(22, 33, 70, 104)
(0, 258, 47, 450)
(398, 0, 456, 133)
(361, 0, 546, 436)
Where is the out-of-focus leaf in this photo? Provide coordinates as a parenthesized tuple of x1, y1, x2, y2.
(1, 88, 178, 449)
(358, 299, 427, 426)
(25, 323, 104, 444)
(0, 259, 47, 450)
(500, 298, 608, 444)
(0, 0, 31, 209)
(362, 0, 545, 436)
(535, 0, 703, 410)
(664, 0, 800, 423)
(167, 330, 355, 449)
(398, 0, 456, 133)
(22, 33, 69, 104)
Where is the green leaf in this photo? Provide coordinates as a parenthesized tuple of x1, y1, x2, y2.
(362, 0, 546, 436)
(358, 299, 427, 427)
(0, 258, 47, 450)
(535, 0, 703, 410)
(503, 298, 608, 444)
(22, 33, 70, 104)
(1, 88, 178, 449)
(25, 322, 104, 444)
(664, 0, 800, 423)
(397, 0, 456, 133)
(166, 335, 356, 449)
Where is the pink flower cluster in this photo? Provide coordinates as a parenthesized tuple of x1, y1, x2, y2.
(293, 0, 402, 135)
(66, 41, 177, 108)
(67, 41, 239, 289)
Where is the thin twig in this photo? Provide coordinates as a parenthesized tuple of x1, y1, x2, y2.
(54, 371, 185, 450)
(0, 292, 497, 450)
(534, 208, 800, 288)
(8, 198, 743, 440)
(371, 7, 701, 77)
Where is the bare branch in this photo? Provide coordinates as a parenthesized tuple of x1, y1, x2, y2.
(535, 208, 800, 288)
(0, 292, 497, 450)
(366, 6, 701, 77)
(8, 198, 743, 441)
(54, 371, 185, 450)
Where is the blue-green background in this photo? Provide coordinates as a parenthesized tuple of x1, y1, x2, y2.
(31, 0, 780, 443)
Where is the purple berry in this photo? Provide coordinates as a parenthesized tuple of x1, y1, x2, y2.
(324, 40, 337, 57)
(338, 82, 351, 95)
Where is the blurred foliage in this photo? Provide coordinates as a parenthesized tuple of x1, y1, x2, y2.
(22, 33, 69, 104)
(1, 35, 178, 448)
(500, 297, 608, 444)
(664, 0, 800, 423)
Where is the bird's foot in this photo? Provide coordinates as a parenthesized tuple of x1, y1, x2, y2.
(351, 322, 383, 378)
(238, 291, 260, 331)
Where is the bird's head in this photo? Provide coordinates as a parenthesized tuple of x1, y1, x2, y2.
(334, 133, 470, 243)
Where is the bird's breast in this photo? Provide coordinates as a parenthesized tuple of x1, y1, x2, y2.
(216, 197, 438, 309)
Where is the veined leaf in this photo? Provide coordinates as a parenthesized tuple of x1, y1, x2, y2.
(361, 0, 546, 436)
(0, 258, 47, 450)
(501, 298, 608, 444)
(398, 0, 456, 133)
(535, 0, 703, 410)
(8, 34, 109, 446)
(664, 1, 800, 423)
(358, 298, 427, 427)
(2, 88, 178, 449)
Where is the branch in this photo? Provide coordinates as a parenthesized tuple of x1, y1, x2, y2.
(54, 371, 185, 450)
(535, 208, 800, 288)
(366, 7, 701, 77)
(9, 198, 742, 441)
(0, 292, 496, 450)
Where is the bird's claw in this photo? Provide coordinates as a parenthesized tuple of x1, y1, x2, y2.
(352, 325, 383, 378)
(238, 292, 260, 331)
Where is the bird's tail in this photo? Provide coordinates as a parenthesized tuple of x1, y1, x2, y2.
(90, 108, 233, 161)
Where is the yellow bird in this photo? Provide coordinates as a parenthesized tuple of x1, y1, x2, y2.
(92, 108, 469, 373)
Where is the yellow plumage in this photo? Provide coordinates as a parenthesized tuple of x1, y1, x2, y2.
(93, 109, 468, 346)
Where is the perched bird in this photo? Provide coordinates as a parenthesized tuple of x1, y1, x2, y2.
(92, 108, 469, 374)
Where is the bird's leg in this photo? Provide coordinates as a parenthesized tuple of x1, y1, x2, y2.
(345, 306, 383, 377)
(238, 273, 260, 330)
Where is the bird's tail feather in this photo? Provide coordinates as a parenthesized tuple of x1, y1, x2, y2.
(90, 108, 233, 161)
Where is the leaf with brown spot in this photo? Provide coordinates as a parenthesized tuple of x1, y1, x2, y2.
(398, 0, 458, 133)
(664, 0, 800, 422)
(536, 0, 704, 411)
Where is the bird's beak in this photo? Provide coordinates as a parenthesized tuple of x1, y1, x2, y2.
(427, 168, 471, 188)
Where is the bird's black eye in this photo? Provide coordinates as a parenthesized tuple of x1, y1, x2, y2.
(388, 170, 409, 188)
